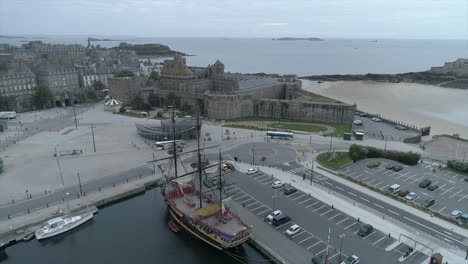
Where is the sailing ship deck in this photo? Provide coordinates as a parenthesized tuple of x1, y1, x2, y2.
(171, 192, 249, 236)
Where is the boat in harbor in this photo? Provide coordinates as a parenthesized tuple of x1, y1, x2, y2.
(22, 232, 35, 241)
(157, 111, 252, 250)
(35, 213, 94, 240)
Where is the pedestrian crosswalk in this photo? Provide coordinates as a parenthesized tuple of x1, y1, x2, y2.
(288, 166, 311, 174)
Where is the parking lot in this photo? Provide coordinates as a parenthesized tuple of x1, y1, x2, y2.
(341, 159, 468, 217)
(353, 113, 419, 141)
(225, 169, 428, 264)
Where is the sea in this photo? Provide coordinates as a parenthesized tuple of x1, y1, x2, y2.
(1, 188, 268, 264)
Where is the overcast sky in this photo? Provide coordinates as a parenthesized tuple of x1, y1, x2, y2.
(0, 0, 467, 39)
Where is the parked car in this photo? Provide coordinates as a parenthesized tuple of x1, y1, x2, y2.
(265, 210, 283, 223)
(285, 224, 301, 236)
(464, 178, 468, 182)
(272, 180, 285, 189)
(283, 186, 297, 195)
(405, 192, 417, 200)
(398, 189, 410, 197)
(202, 179, 216, 188)
(225, 162, 235, 170)
(427, 185, 439, 191)
(359, 113, 368, 117)
(353, 120, 363, 125)
(419, 179, 432, 188)
(450, 210, 463, 219)
(247, 168, 258, 175)
(392, 165, 403, 172)
(190, 160, 210, 168)
(371, 117, 382, 122)
(341, 255, 360, 264)
(423, 198, 435, 208)
(389, 184, 401, 194)
(272, 214, 291, 226)
(358, 224, 373, 237)
(385, 164, 395, 170)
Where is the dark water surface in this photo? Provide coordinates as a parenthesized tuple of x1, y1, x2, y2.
(1, 189, 269, 264)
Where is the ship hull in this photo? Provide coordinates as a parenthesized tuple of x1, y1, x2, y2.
(36, 214, 94, 240)
(167, 205, 249, 251)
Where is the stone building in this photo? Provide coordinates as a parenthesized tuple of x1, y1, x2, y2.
(135, 117, 197, 141)
(108, 76, 148, 105)
(430, 58, 468, 76)
(0, 60, 37, 111)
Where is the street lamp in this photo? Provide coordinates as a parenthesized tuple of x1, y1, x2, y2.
(339, 234, 346, 263)
(272, 195, 277, 211)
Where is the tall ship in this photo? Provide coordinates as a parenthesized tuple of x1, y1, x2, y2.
(158, 111, 252, 250)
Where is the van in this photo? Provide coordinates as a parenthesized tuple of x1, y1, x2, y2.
(272, 214, 291, 226)
(389, 184, 401, 194)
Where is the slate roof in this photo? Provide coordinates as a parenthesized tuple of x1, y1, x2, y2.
(220, 73, 278, 90)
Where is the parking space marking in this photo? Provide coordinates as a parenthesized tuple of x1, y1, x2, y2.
(438, 206, 446, 213)
(363, 231, 377, 240)
(250, 205, 264, 211)
(368, 179, 376, 184)
(275, 222, 290, 229)
(299, 236, 312, 244)
(458, 194, 468, 202)
(313, 205, 326, 212)
(256, 175, 270, 181)
(410, 176, 424, 184)
(239, 197, 254, 203)
(344, 222, 357, 230)
(288, 192, 303, 199)
(382, 170, 392, 175)
(449, 189, 462, 199)
(373, 236, 387, 245)
(293, 194, 307, 201)
(291, 230, 306, 239)
(307, 241, 323, 250)
(441, 187, 454, 195)
(374, 181, 383, 187)
(336, 217, 349, 225)
(320, 209, 334, 216)
(299, 198, 312, 205)
(328, 252, 340, 260)
(274, 186, 285, 191)
(315, 249, 327, 256)
(328, 213, 341, 221)
(260, 177, 273, 183)
(245, 201, 259, 207)
(361, 176, 369, 181)
(306, 201, 319, 208)
(388, 209, 400, 216)
(256, 209, 270, 216)
(234, 194, 248, 201)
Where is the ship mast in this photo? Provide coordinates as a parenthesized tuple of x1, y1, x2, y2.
(196, 112, 203, 209)
(171, 107, 178, 178)
(218, 149, 223, 222)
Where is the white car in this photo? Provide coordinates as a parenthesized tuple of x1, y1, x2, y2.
(371, 117, 382, 122)
(247, 168, 258, 175)
(266, 210, 283, 223)
(353, 120, 363, 125)
(450, 210, 463, 219)
(272, 180, 285, 189)
(341, 255, 359, 264)
(285, 224, 300, 236)
(405, 192, 417, 200)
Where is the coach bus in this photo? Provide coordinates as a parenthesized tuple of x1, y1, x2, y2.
(155, 140, 184, 150)
(266, 131, 294, 140)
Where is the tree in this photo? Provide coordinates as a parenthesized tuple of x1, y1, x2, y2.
(114, 70, 135, 77)
(0, 158, 3, 173)
(149, 71, 160, 81)
(91, 80, 106, 90)
(181, 102, 192, 114)
(0, 96, 13, 111)
(166, 92, 181, 108)
(148, 94, 159, 107)
(156, 111, 163, 118)
(131, 95, 145, 109)
(32, 85, 53, 109)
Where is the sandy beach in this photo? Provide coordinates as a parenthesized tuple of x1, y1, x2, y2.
(302, 80, 468, 139)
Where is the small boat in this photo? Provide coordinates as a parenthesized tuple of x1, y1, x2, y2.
(168, 220, 180, 233)
(35, 213, 93, 240)
(22, 232, 35, 241)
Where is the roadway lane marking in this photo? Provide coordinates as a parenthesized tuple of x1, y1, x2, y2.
(373, 203, 384, 209)
(373, 236, 387, 245)
(336, 217, 349, 225)
(388, 209, 400, 216)
(403, 216, 468, 247)
(344, 222, 357, 230)
(299, 198, 312, 205)
(335, 186, 345, 191)
(359, 197, 370, 203)
(441, 186, 454, 195)
(257, 209, 270, 216)
(293, 194, 306, 201)
(307, 241, 323, 250)
(347, 191, 357, 197)
(320, 209, 334, 216)
(449, 189, 462, 198)
(306, 201, 319, 208)
(299, 236, 312, 244)
(328, 213, 341, 221)
(313, 205, 326, 212)
(324, 181, 333, 186)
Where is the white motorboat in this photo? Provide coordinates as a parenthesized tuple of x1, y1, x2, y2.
(35, 213, 93, 240)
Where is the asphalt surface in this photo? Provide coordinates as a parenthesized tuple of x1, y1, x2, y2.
(343, 159, 468, 216)
(352, 114, 418, 141)
(224, 169, 427, 264)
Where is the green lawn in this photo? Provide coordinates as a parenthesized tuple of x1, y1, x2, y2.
(268, 123, 327, 133)
(367, 161, 382, 168)
(326, 124, 352, 137)
(223, 117, 278, 122)
(316, 152, 352, 170)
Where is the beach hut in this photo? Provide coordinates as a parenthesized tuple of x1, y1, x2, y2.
(104, 99, 122, 112)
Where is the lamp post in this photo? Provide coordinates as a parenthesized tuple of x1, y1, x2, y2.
(272, 195, 277, 211)
(339, 234, 346, 263)
(252, 144, 256, 166)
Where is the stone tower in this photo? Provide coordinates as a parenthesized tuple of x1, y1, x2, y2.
(211, 59, 225, 75)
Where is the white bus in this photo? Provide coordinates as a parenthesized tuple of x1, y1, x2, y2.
(267, 131, 294, 140)
(155, 140, 184, 150)
(0, 111, 16, 119)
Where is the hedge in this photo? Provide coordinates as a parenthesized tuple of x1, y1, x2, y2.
(367, 161, 381, 168)
(349, 144, 421, 165)
(447, 160, 468, 174)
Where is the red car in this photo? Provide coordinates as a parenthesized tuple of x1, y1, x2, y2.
(398, 189, 410, 197)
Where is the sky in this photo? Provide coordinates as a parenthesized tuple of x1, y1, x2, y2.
(0, 0, 467, 39)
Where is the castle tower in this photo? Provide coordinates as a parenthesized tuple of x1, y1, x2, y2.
(212, 59, 224, 75)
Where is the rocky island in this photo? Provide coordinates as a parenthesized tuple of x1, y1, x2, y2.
(302, 59, 468, 89)
(112, 42, 186, 57)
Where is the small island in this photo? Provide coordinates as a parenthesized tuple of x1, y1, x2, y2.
(112, 42, 186, 57)
(272, 37, 323, 41)
(88, 37, 119, 41)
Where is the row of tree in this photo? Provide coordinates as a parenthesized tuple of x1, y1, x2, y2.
(349, 144, 421, 165)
